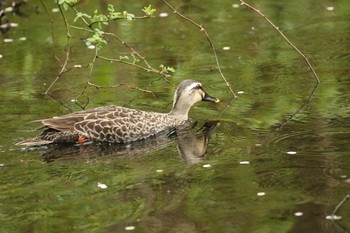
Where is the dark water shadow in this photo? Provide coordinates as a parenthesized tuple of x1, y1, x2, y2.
(40, 121, 220, 164)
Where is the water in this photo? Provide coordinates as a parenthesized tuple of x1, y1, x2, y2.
(1, 0, 350, 232)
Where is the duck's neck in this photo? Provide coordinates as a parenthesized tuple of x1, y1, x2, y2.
(168, 97, 192, 118)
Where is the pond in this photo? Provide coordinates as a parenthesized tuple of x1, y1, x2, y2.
(1, 0, 349, 232)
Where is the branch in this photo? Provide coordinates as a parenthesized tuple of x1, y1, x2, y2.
(240, 0, 320, 84)
(162, 0, 237, 98)
(44, 3, 72, 94)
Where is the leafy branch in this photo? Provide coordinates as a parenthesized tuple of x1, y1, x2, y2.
(42, 0, 175, 103)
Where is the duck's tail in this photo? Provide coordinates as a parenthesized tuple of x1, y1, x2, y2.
(15, 138, 53, 147)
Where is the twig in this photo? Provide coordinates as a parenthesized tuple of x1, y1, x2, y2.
(239, 0, 320, 84)
(45, 3, 71, 94)
(97, 55, 163, 75)
(162, 0, 237, 98)
(88, 15, 151, 27)
(103, 32, 161, 74)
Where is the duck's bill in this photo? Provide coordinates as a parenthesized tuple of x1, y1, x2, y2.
(202, 93, 220, 103)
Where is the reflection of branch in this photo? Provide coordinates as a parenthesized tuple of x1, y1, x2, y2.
(162, 0, 237, 98)
(332, 191, 350, 217)
(275, 82, 319, 131)
(329, 191, 350, 233)
(240, 0, 320, 84)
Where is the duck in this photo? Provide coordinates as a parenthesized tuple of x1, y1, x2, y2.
(16, 79, 220, 146)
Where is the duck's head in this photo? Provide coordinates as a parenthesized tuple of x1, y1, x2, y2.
(170, 79, 220, 116)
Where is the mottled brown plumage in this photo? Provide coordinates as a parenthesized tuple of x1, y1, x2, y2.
(16, 80, 219, 146)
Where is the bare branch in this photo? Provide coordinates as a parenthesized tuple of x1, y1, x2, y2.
(240, 0, 320, 84)
(162, 0, 237, 98)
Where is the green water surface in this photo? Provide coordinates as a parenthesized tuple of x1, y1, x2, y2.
(0, 1, 349, 233)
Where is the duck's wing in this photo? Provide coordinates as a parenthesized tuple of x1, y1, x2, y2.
(37, 106, 135, 132)
(73, 111, 168, 143)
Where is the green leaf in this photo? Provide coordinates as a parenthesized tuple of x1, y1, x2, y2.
(108, 4, 114, 13)
(74, 12, 91, 22)
(63, 2, 69, 11)
(142, 5, 156, 16)
(123, 11, 135, 21)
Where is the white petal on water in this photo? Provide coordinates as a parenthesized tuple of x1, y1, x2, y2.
(237, 91, 245, 94)
(326, 6, 334, 11)
(203, 164, 211, 168)
(4, 38, 14, 43)
(97, 182, 108, 189)
(159, 12, 168, 17)
(326, 215, 342, 220)
(294, 212, 303, 217)
(125, 226, 136, 231)
(287, 151, 297, 155)
(239, 161, 250, 165)
(222, 46, 230, 51)
(257, 192, 265, 196)
(156, 169, 163, 173)
(232, 4, 240, 8)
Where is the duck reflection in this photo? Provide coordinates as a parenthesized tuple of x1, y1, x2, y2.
(41, 121, 220, 163)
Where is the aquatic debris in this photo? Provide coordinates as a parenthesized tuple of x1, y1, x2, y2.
(294, 212, 303, 217)
(287, 151, 297, 155)
(239, 161, 250, 165)
(4, 38, 14, 43)
(19, 37, 27, 41)
(87, 45, 96, 49)
(237, 91, 245, 94)
(156, 169, 163, 173)
(326, 6, 334, 11)
(51, 8, 60, 13)
(0, 54, 2, 59)
(125, 226, 136, 231)
(0, 164, 4, 167)
(326, 215, 342, 220)
(159, 12, 168, 17)
(232, 4, 240, 8)
(202, 164, 211, 168)
(257, 192, 265, 196)
(222, 46, 230, 51)
(97, 182, 108, 189)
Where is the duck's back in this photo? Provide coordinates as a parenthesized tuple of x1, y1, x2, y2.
(40, 105, 187, 143)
